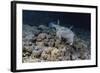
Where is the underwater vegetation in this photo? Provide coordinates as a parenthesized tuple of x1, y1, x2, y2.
(22, 20, 91, 63)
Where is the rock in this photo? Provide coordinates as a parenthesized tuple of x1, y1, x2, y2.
(23, 43, 33, 53)
(46, 34, 52, 39)
(26, 57, 41, 63)
(64, 56, 71, 60)
(54, 39, 61, 48)
(25, 34, 34, 41)
(49, 30, 56, 36)
(48, 39, 55, 47)
(64, 48, 72, 60)
(43, 39, 49, 46)
(50, 48, 60, 61)
(74, 42, 87, 49)
(23, 25, 41, 36)
(67, 46, 80, 60)
(41, 47, 58, 61)
(57, 57, 64, 61)
(28, 59, 40, 62)
(36, 38, 42, 42)
(41, 47, 52, 60)
(73, 37, 88, 49)
(57, 44, 65, 49)
(31, 36, 37, 43)
(41, 51, 49, 60)
(43, 47, 53, 54)
(35, 45, 44, 50)
(79, 48, 90, 59)
(31, 51, 40, 58)
(22, 51, 31, 57)
(38, 25, 48, 30)
(37, 33, 47, 41)
(59, 47, 66, 56)
(23, 40, 35, 49)
(31, 26, 41, 35)
(71, 53, 78, 60)
(22, 56, 29, 63)
(31, 47, 43, 58)
(36, 41, 44, 46)
(46, 55, 51, 61)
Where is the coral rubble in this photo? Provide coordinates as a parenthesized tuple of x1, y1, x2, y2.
(22, 23, 91, 63)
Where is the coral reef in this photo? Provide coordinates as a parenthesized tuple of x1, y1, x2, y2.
(22, 23, 91, 63)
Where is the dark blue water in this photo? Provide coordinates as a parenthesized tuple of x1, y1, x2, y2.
(23, 10, 90, 31)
